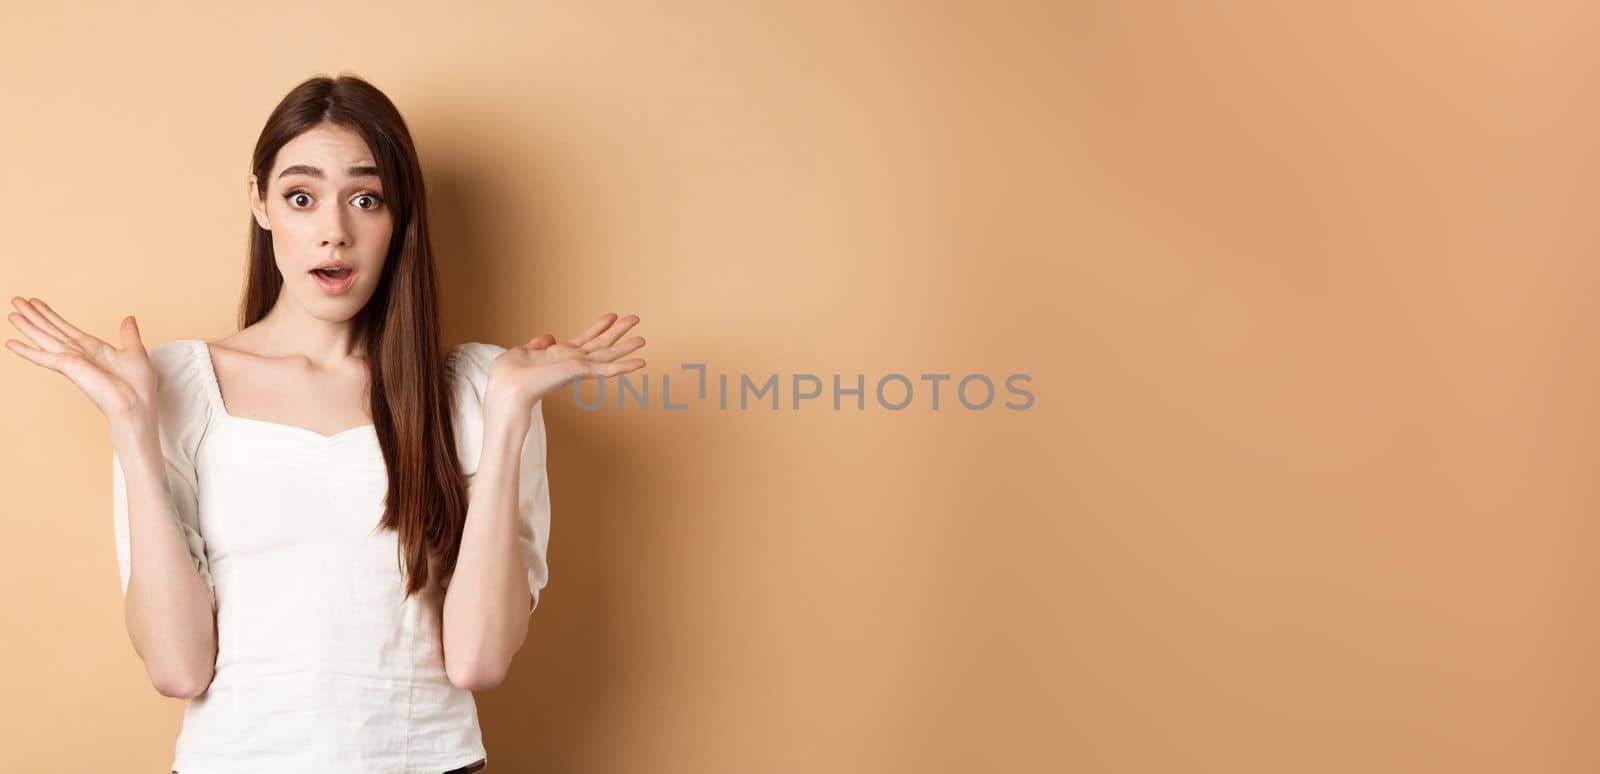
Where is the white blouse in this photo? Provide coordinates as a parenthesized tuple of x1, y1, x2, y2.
(111, 338, 551, 774)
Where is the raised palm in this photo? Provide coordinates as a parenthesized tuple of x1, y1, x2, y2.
(5, 296, 160, 425)
(489, 312, 648, 405)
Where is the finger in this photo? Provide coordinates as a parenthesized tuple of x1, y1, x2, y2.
(585, 336, 645, 363)
(581, 314, 639, 353)
(120, 315, 145, 352)
(14, 298, 70, 341)
(521, 333, 556, 351)
(30, 298, 107, 350)
(589, 358, 645, 377)
(4, 338, 69, 372)
(9, 298, 76, 352)
(566, 313, 618, 348)
(7, 311, 70, 353)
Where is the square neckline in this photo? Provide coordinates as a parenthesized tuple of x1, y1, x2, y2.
(193, 339, 378, 443)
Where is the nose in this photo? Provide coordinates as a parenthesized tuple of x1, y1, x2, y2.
(318, 205, 352, 248)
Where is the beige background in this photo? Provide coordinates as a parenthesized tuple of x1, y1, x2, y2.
(0, 2, 1591, 772)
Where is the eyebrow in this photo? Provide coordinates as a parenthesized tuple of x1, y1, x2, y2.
(277, 164, 381, 179)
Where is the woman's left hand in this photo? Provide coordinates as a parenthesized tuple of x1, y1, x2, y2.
(485, 312, 647, 417)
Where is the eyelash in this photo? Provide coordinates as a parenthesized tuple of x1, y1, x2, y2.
(282, 189, 385, 211)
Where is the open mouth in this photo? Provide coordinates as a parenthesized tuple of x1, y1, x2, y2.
(310, 266, 357, 292)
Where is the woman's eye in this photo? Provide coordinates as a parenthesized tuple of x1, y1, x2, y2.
(354, 194, 384, 210)
(285, 191, 313, 208)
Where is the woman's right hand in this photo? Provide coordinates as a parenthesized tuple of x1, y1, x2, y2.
(5, 296, 160, 434)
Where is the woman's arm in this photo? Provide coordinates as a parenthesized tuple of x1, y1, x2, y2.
(113, 417, 218, 698)
(440, 393, 535, 692)
(5, 300, 219, 699)
(440, 313, 645, 691)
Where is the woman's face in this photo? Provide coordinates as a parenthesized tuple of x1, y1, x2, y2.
(248, 123, 394, 321)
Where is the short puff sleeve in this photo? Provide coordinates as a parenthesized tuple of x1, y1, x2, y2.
(112, 339, 218, 613)
(444, 341, 553, 615)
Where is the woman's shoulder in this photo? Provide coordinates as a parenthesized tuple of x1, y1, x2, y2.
(141, 338, 215, 438)
(445, 342, 510, 475)
(143, 338, 210, 391)
(146, 337, 200, 367)
(446, 341, 507, 371)
(445, 341, 509, 392)
(445, 341, 509, 404)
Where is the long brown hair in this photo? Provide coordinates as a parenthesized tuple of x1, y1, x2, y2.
(241, 73, 468, 599)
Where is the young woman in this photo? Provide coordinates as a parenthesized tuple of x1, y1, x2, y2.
(4, 74, 645, 772)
